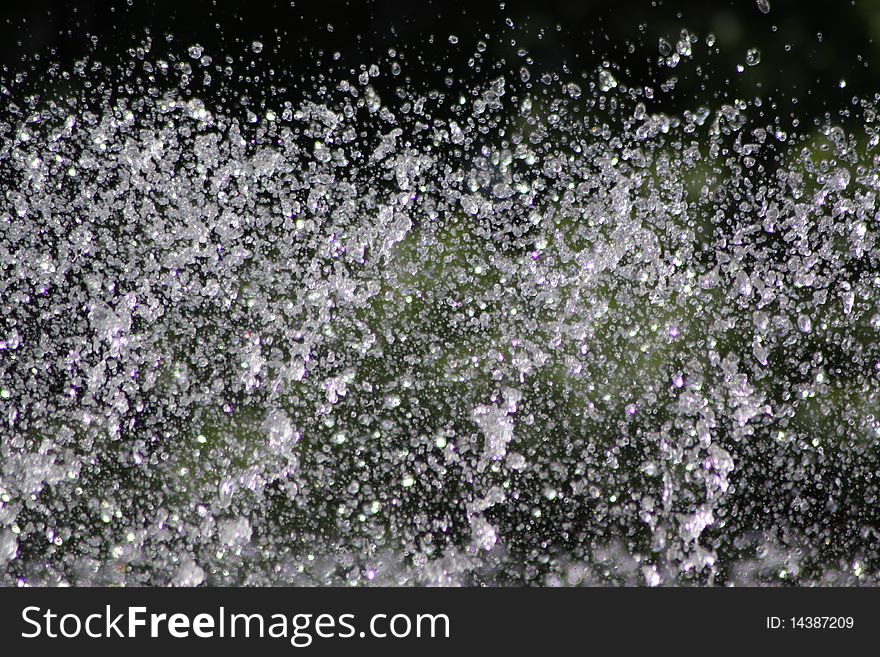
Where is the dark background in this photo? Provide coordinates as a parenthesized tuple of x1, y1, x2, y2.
(0, 0, 877, 118)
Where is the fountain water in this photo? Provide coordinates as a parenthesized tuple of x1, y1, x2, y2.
(1, 20, 879, 586)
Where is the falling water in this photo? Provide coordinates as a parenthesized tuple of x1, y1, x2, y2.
(1, 19, 880, 586)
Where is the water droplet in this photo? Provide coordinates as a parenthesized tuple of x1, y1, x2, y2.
(564, 82, 581, 99)
(797, 314, 813, 333)
(658, 37, 672, 56)
(598, 69, 617, 92)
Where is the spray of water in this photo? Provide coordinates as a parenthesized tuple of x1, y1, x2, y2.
(1, 23, 879, 586)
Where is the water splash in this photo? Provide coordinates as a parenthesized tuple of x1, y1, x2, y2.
(1, 25, 879, 587)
